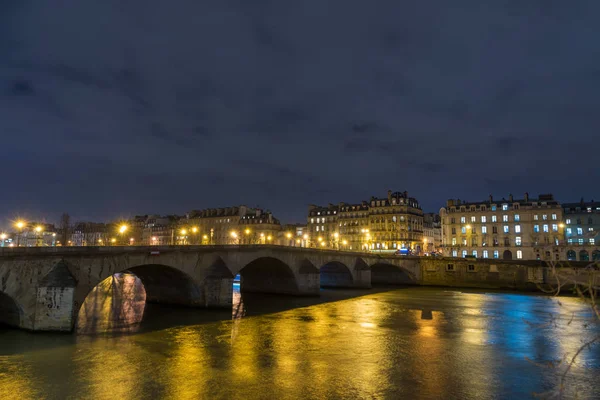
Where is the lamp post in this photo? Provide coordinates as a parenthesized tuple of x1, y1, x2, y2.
(15, 221, 25, 247)
(180, 229, 188, 245)
(244, 228, 251, 245)
(118, 224, 128, 246)
(230, 231, 239, 244)
(286, 232, 293, 246)
(35, 225, 43, 247)
(191, 227, 198, 244)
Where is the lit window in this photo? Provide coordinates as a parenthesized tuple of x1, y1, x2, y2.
(316, 218, 320, 223)
(482, 226, 487, 234)
(311, 218, 314, 224)
(483, 250, 489, 258)
(503, 226, 509, 233)
(321, 225, 325, 231)
(491, 205, 497, 211)
(316, 226, 319, 231)
(543, 224, 549, 232)
(590, 238, 596, 245)
(462, 238, 467, 245)
(503, 215, 508, 222)
(534, 215, 539, 220)
(462, 250, 467, 258)
(493, 250, 499, 259)
(481, 216, 487, 223)
(516, 250, 523, 259)
(551, 214, 557, 220)
(452, 250, 458, 257)
(452, 238, 457, 245)
(589, 228, 594, 231)
(577, 228, 583, 235)
(461, 227, 466, 234)
(515, 225, 521, 233)
(469, 216, 475, 223)
(566, 219, 571, 224)
(516, 237, 522, 246)
(502, 204, 508, 211)
(492, 216, 497, 222)
(460, 217, 466, 223)
(566, 228, 571, 234)
(542, 214, 548, 220)
(472, 250, 477, 257)
(578, 238, 584, 245)
(568, 238, 573, 243)
(514, 214, 520, 221)
(552, 224, 558, 232)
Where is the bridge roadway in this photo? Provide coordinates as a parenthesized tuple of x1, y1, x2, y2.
(0, 245, 419, 331)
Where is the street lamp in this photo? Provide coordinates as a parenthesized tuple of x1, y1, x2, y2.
(34, 225, 43, 247)
(230, 231, 239, 244)
(118, 224, 128, 246)
(14, 220, 25, 247)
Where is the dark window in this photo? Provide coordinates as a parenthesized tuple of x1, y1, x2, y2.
(467, 264, 475, 272)
(446, 264, 455, 271)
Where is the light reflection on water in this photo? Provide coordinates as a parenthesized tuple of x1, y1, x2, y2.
(0, 288, 599, 399)
(76, 273, 146, 335)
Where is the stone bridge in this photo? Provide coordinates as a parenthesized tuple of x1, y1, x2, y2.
(0, 245, 419, 331)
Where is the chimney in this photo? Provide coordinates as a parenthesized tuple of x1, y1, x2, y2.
(387, 190, 392, 203)
(509, 193, 513, 202)
(489, 194, 493, 203)
(524, 192, 529, 202)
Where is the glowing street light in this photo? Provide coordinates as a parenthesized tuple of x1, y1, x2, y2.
(191, 227, 198, 233)
(14, 220, 25, 247)
(119, 224, 128, 234)
(245, 228, 251, 235)
(35, 225, 43, 233)
(286, 232, 292, 239)
(333, 232, 339, 238)
(181, 229, 188, 235)
(342, 240, 348, 245)
(267, 235, 272, 242)
(466, 225, 471, 230)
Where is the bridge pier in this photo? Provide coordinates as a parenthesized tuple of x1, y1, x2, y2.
(33, 261, 77, 332)
(203, 277, 234, 308)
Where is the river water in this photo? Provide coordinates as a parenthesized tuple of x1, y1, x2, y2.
(1, 284, 599, 399)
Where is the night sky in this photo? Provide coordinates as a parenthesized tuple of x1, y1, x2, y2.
(2, 1, 599, 227)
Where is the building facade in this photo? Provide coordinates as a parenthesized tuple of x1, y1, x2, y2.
(307, 191, 424, 252)
(562, 200, 600, 261)
(440, 193, 564, 261)
(178, 206, 282, 245)
(423, 213, 442, 254)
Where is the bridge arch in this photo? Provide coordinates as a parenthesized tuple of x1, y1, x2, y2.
(0, 291, 21, 328)
(320, 261, 354, 288)
(76, 263, 203, 334)
(238, 257, 299, 295)
(370, 263, 416, 285)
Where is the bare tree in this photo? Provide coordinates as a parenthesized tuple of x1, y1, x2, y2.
(529, 242, 599, 399)
(59, 213, 71, 246)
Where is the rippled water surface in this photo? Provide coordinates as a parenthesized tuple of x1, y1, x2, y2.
(1, 287, 599, 399)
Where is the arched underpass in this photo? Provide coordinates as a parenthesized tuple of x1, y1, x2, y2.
(370, 263, 415, 285)
(320, 262, 354, 288)
(126, 264, 203, 306)
(77, 264, 203, 334)
(0, 292, 21, 328)
(239, 257, 299, 295)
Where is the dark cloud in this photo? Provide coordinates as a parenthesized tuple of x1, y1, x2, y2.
(1, 0, 599, 227)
